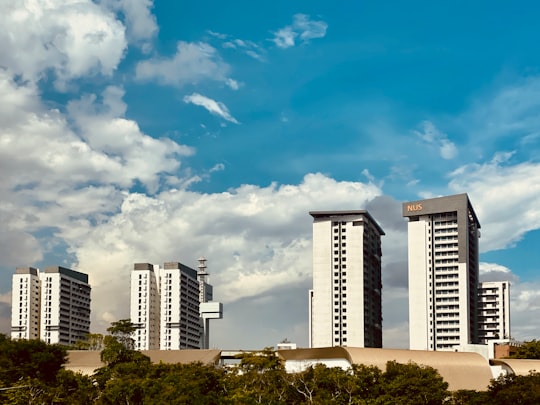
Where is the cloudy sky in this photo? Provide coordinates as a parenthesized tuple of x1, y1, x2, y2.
(1, 0, 540, 349)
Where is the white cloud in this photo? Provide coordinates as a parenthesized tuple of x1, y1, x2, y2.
(273, 27, 297, 49)
(100, 0, 158, 48)
(222, 38, 265, 61)
(183, 93, 239, 124)
(0, 70, 195, 275)
(0, 0, 127, 85)
(414, 120, 458, 160)
(272, 14, 328, 49)
(62, 173, 382, 337)
(294, 14, 328, 41)
(480, 262, 512, 275)
(449, 154, 540, 251)
(479, 262, 519, 283)
(136, 41, 236, 88)
(464, 76, 540, 141)
(225, 78, 240, 90)
(508, 280, 540, 341)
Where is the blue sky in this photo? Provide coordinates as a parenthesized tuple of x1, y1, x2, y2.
(1, 0, 540, 349)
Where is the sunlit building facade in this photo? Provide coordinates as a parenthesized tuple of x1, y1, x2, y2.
(309, 210, 384, 348)
(131, 259, 222, 350)
(478, 281, 511, 343)
(403, 193, 481, 351)
(11, 266, 91, 345)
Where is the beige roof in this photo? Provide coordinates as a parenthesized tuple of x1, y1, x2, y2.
(142, 349, 221, 365)
(66, 349, 222, 375)
(491, 359, 540, 376)
(66, 351, 105, 375)
(278, 347, 493, 391)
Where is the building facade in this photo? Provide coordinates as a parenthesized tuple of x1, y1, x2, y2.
(131, 259, 222, 350)
(11, 266, 91, 345)
(160, 262, 201, 350)
(309, 210, 384, 348)
(11, 267, 41, 340)
(131, 263, 161, 350)
(478, 281, 511, 343)
(403, 193, 481, 351)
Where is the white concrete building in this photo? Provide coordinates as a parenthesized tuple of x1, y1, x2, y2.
(403, 193, 481, 351)
(11, 267, 41, 340)
(11, 266, 91, 345)
(197, 257, 213, 304)
(160, 262, 201, 350)
(478, 281, 511, 343)
(309, 210, 384, 348)
(131, 260, 222, 350)
(197, 257, 223, 349)
(131, 263, 161, 350)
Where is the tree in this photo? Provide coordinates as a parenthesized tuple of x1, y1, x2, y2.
(508, 340, 540, 359)
(350, 363, 384, 401)
(49, 369, 100, 404)
(286, 364, 362, 404)
(451, 389, 489, 405)
(378, 361, 450, 405)
(107, 319, 136, 350)
(485, 371, 540, 404)
(2, 378, 52, 405)
(0, 334, 67, 385)
(73, 333, 105, 350)
(142, 363, 228, 405)
(229, 348, 290, 404)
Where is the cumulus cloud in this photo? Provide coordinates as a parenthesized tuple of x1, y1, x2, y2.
(63, 173, 382, 339)
(0, 0, 126, 85)
(0, 69, 196, 286)
(506, 280, 540, 341)
(272, 14, 328, 49)
(449, 154, 540, 251)
(414, 120, 458, 160)
(100, 0, 158, 49)
(479, 262, 519, 283)
(183, 93, 239, 124)
(136, 41, 236, 87)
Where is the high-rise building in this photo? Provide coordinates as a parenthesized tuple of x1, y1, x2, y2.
(11, 266, 91, 345)
(160, 262, 201, 350)
(11, 267, 41, 340)
(309, 210, 385, 348)
(131, 263, 161, 350)
(131, 259, 222, 350)
(403, 193, 481, 351)
(478, 281, 511, 343)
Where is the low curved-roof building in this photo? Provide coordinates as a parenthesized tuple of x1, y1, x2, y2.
(491, 359, 540, 376)
(278, 347, 494, 391)
(66, 347, 540, 392)
(66, 349, 222, 375)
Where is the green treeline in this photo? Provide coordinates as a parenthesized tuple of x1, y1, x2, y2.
(1, 333, 540, 404)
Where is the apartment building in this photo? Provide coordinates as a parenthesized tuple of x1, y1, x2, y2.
(11, 266, 91, 345)
(131, 259, 222, 350)
(478, 281, 511, 343)
(309, 210, 385, 348)
(403, 193, 481, 351)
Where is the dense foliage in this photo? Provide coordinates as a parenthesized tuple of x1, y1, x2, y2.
(508, 339, 540, 359)
(1, 333, 540, 404)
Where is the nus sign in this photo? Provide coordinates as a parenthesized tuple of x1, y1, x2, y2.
(406, 203, 423, 212)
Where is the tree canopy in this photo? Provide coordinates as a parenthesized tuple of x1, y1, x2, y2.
(508, 340, 540, 359)
(3, 330, 540, 404)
